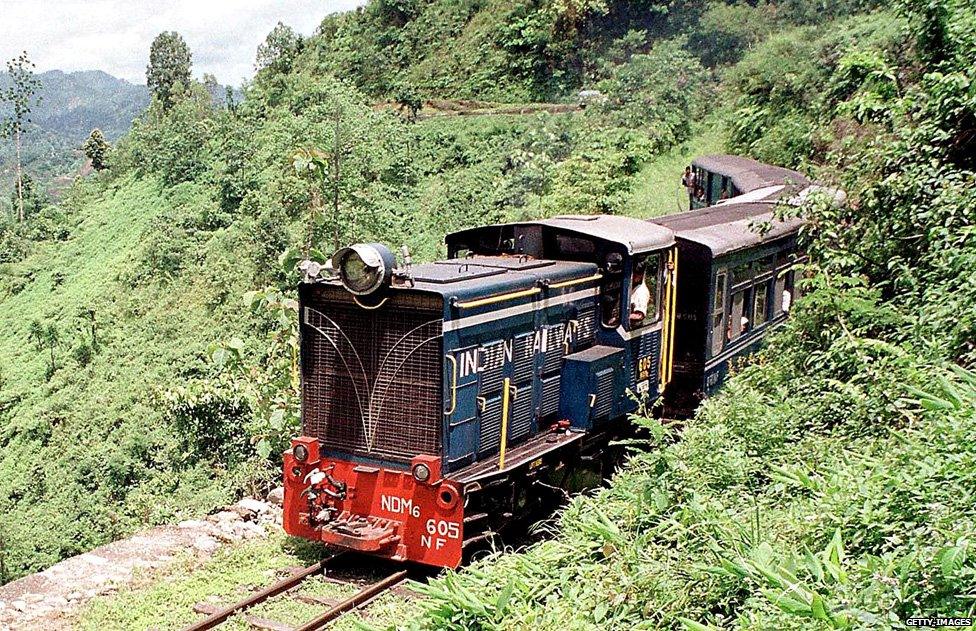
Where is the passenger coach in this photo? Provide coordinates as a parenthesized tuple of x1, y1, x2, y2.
(654, 155, 814, 415)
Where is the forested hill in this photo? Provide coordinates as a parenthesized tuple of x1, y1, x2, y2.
(0, 70, 149, 212)
(293, 0, 879, 101)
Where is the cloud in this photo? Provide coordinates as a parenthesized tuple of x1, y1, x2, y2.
(0, 0, 368, 85)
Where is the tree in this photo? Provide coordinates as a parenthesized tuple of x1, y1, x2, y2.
(83, 128, 110, 170)
(292, 106, 357, 253)
(146, 31, 192, 110)
(393, 83, 422, 122)
(0, 52, 41, 223)
(9, 172, 44, 220)
(201, 73, 224, 107)
(255, 22, 304, 74)
(28, 319, 60, 378)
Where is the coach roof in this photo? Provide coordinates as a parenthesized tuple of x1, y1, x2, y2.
(651, 200, 803, 257)
(692, 154, 809, 193)
(448, 214, 675, 255)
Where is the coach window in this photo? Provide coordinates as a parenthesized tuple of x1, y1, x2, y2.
(626, 254, 661, 329)
(754, 282, 770, 327)
(729, 289, 749, 341)
(732, 261, 753, 286)
(711, 271, 727, 355)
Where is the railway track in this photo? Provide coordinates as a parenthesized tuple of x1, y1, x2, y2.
(182, 553, 412, 631)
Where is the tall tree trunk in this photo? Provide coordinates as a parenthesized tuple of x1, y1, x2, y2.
(332, 110, 342, 252)
(15, 128, 24, 223)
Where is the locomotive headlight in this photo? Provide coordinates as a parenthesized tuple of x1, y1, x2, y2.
(332, 243, 396, 296)
(412, 463, 431, 483)
(293, 443, 309, 463)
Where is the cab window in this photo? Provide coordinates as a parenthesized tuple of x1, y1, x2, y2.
(626, 254, 661, 330)
(600, 252, 625, 328)
(601, 278, 622, 327)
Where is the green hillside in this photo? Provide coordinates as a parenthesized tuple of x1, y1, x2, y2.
(7, 1, 976, 628)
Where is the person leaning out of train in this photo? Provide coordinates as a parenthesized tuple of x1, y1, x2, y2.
(681, 166, 696, 205)
(630, 263, 650, 325)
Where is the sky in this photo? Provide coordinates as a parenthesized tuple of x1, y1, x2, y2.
(0, 0, 369, 86)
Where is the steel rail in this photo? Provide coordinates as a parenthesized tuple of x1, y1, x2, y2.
(181, 554, 343, 631)
(294, 569, 409, 631)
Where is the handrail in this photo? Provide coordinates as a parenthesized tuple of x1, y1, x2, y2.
(444, 354, 458, 415)
(667, 248, 679, 384)
(453, 287, 542, 310)
(452, 273, 601, 310)
(548, 273, 603, 290)
(498, 378, 512, 470)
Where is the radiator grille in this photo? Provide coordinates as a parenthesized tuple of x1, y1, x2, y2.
(540, 374, 561, 417)
(479, 396, 502, 454)
(300, 287, 443, 463)
(513, 333, 535, 382)
(576, 308, 597, 347)
(543, 324, 565, 374)
(479, 341, 506, 394)
(510, 385, 534, 441)
(594, 367, 615, 420)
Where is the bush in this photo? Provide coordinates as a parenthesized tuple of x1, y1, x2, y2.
(689, 2, 777, 67)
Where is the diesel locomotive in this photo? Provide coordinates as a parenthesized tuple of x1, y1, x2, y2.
(282, 155, 833, 568)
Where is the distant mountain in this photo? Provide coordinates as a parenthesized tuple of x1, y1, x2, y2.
(26, 70, 150, 142)
(0, 70, 149, 212)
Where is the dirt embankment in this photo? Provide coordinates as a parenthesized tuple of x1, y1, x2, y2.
(0, 491, 284, 631)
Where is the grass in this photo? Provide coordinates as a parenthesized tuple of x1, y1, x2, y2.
(626, 120, 726, 219)
(72, 533, 418, 630)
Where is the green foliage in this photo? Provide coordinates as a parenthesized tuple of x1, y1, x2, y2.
(592, 38, 711, 146)
(725, 12, 908, 167)
(146, 31, 193, 110)
(121, 84, 215, 187)
(0, 52, 41, 139)
(7, 172, 45, 221)
(255, 22, 305, 75)
(689, 2, 777, 67)
(161, 376, 253, 467)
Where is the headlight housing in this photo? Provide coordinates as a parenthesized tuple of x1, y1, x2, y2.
(332, 243, 396, 295)
(412, 463, 431, 483)
(293, 443, 309, 463)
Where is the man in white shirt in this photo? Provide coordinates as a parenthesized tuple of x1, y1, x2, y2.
(630, 268, 650, 325)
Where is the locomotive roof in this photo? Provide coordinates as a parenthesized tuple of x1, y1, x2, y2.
(650, 200, 804, 257)
(406, 256, 598, 302)
(692, 154, 809, 193)
(448, 215, 674, 254)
